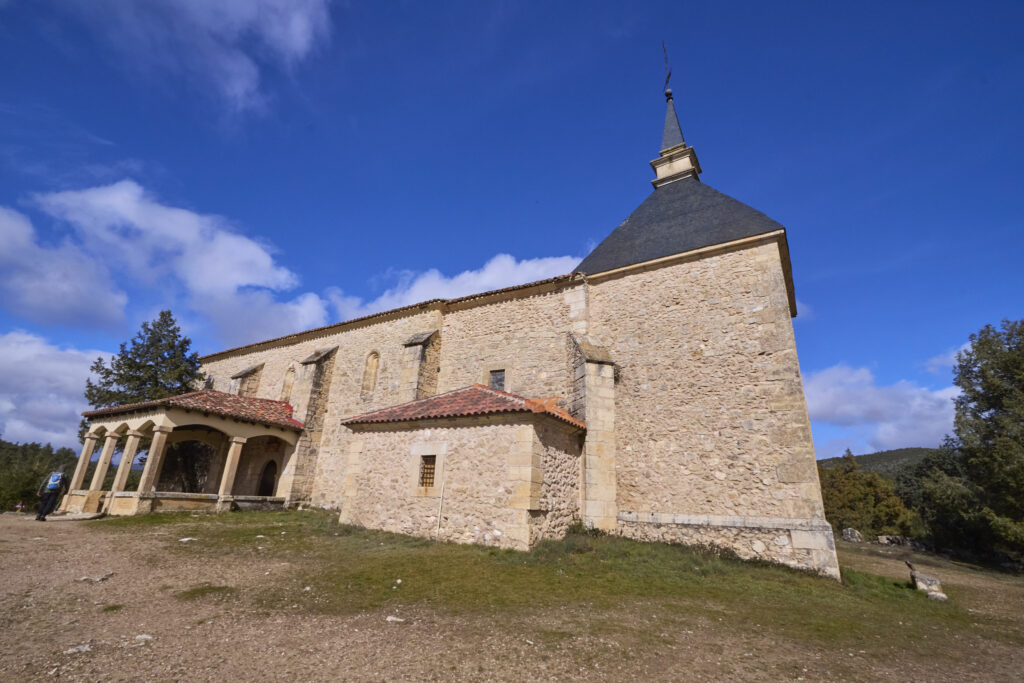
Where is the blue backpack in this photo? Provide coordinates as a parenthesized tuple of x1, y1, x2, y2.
(46, 473, 62, 491)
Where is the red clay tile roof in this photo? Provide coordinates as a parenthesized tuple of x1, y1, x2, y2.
(341, 384, 586, 430)
(82, 390, 304, 431)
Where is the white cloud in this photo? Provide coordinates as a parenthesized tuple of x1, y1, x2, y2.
(925, 342, 971, 374)
(35, 179, 329, 346)
(37, 180, 297, 294)
(326, 253, 581, 321)
(0, 206, 127, 326)
(795, 299, 813, 320)
(64, 0, 332, 112)
(805, 363, 958, 452)
(0, 331, 108, 450)
(196, 290, 329, 348)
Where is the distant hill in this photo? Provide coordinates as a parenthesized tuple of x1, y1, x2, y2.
(818, 447, 940, 479)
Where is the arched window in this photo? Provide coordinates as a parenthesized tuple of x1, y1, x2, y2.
(361, 352, 379, 393)
(280, 366, 296, 403)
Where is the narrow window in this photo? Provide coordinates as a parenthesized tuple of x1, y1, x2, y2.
(280, 366, 296, 403)
(361, 352, 379, 393)
(489, 369, 505, 391)
(419, 455, 436, 488)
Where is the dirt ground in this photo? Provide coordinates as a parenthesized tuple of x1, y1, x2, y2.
(1, 513, 1022, 682)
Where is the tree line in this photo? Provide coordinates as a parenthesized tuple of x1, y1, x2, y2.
(820, 318, 1024, 567)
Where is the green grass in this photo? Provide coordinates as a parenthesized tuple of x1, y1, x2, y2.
(101, 604, 123, 612)
(94, 510, 973, 650)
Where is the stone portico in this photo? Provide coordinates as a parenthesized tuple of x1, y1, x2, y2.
(62, 390, 303, 516)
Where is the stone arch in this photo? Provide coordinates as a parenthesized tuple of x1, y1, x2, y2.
(232, 435, 290, 497)
(158, 425, 231, 494)
(361, 351, 380, 393)
(257, 460, 278, 496)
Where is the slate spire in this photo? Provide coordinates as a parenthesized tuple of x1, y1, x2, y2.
(650, 87, 701, 188)
(661, 88, 685, 152)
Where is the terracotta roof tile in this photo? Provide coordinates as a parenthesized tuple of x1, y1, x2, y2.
(342, 385, 585, 430)
(82, 390, 304, 431)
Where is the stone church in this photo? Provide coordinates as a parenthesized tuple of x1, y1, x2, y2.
(65, 90, 840, 579)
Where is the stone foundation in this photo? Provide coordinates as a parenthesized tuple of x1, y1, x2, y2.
(618, 511, 840, 579)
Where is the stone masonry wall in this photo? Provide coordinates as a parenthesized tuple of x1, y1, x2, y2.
(437, 285, 584, 401)
(340, 414, 582, 550)
(200, 309, 443, 509)
(340, 417, 525, 548)
(617, 516, 839, 579)
(417, 331, 441, 399)
(529, 420, 582, 545)
(588, 240, 825, 522)
(233, 436, 285, 496)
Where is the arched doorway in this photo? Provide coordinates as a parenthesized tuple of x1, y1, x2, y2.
(257, 460, 278, 497)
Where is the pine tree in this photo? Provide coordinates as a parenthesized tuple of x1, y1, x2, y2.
(945, 319, 1024, 558)
(80, 311, 204, 440)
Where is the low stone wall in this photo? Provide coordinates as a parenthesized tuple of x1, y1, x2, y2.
(617, 511, 840, 579)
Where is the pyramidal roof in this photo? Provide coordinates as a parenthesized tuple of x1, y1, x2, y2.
(575, 90, 787, 276)
(575, 177, 786, 274)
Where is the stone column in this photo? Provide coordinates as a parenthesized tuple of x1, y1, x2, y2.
(69, 433, 99, 491)
(89, 433, 121, 491)
(137, 425, 173, 493)
(217, 436, 248, 507)
(110, 430, 143, 494)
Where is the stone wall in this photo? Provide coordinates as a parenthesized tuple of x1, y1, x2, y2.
(586, 238, 838, 576)
(340, 417, 524, 547)
(200, 309, 444, 510)
(196, 236, 836, 575)
(588, 240, 824, 519)
(340, 414, 582, 550)
(617, 513, 840, 579)
(529, 420, 582, 545)
(232, 436, 286, 496)
(437, 285, 583, 401)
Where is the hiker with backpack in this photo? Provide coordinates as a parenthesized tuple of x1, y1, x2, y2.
(36, 465, 69, 521)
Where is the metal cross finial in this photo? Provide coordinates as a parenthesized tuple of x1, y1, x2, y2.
(662, 41, 672, 100)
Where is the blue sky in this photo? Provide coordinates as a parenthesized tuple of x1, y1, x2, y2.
(0, 1, 1021, 456)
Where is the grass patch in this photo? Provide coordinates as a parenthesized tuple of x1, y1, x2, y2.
(176, 583, 235, 601)
(94, 510, 976, 651)
(101, 604, 123, 612)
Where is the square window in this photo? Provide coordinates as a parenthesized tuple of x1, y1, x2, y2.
(489, 369, 505, 391)
(419, 455, 436, 488)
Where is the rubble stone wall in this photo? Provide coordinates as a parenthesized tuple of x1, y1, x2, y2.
(586, 239, 837, 576)
(437, 285, 584, 401)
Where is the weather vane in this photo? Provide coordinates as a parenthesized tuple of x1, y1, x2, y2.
(662, 41, 672, 98)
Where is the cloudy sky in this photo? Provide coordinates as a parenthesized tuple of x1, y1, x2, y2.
(0, 1, 1021, 456)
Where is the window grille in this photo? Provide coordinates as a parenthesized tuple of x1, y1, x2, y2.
(489, 369, 505, 391)
(419, 455, 436, 488)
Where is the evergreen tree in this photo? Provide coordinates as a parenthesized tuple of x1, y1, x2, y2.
(0, 439, 77, 511)
(818, 450, 921, 537)
(84, 310, 204, 411)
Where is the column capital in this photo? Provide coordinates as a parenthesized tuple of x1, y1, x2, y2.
(85, 432, 102, 441)
(152, 425, 174, 434)
(126, 430, 145, 438)
(103, 432, 122, 442)
(229, 436, 248, 445)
